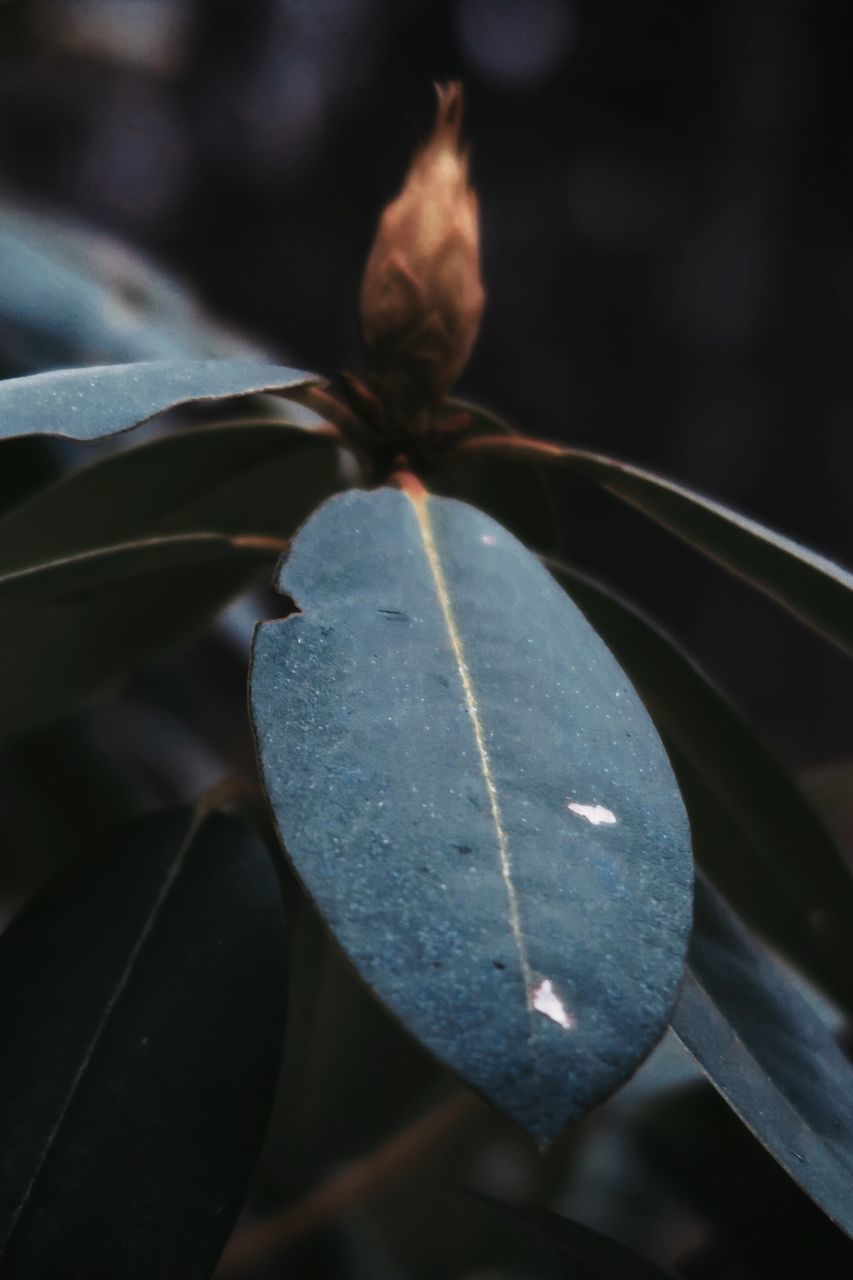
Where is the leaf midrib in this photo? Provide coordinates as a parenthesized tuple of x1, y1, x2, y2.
(407, 491, 534, 1007)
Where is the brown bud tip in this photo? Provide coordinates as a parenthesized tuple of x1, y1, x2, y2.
(359, 82, 485, 424)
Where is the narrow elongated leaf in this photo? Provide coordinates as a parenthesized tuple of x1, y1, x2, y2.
(548, 561, 853, 1011)
(672, 877, 853, 1240)
(457, 418, 853, 655)
(433, 399, 559, 551)
(0, 359, 321, 443)
(251, 488, 692, 1143)
(473, 1195, 677, 1280)
(0, 532, 271, 615)
(0, 423, 341, 573)
(0, 799, 288, 1278)
(0, 533, 274, 741)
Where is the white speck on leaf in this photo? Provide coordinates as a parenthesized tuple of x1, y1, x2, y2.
(531, 978, 574, 1030)
(567, 802, 617, 826)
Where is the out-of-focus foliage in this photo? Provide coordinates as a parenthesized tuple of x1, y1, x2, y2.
(0, 6, 852, 1278)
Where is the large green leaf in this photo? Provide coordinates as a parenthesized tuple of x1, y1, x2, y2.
(0, 797, 288, 1277)
(548, 561, 853, 1011)
(0, 532, 274, 741)
(0, 423, 341, 573)
(672, 877, 853, 1240)
(0, 359, 321, 443)
(250, 488, 692, 1143)
(457, 415, 853, 655)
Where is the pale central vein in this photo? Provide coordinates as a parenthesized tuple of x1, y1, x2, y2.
(410, 494, 534, 1003)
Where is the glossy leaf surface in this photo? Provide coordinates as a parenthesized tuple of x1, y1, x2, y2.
(672, 877, 853, 1240)
(0, 532, 273, 741)
(251, 488, 692, 1142)
(0, 423, 341, 573)
(549, 561, 853, 1011)
(0, 800, 288, 1278)
(0, 358, 320, 443)
(461, 420, 853, 655)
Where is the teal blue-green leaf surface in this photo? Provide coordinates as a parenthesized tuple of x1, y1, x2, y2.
(462, 422, 853, 655)
(548, 561, 853, 1013)
(672, 877, 853, 1240)
(0, 359, 320, 443)
(250, 488, 693, 1143)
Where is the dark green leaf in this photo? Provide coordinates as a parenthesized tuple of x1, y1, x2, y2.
(473, 1195, 677, 1280)
(0, 798, 288, 1278)
(433, 399, 559, 552)
(0, 532, 270, 615)
(548, 561, 853, 1011)
(0, 533, 274, 741)
(0, 359, 321, 443)
(672, 876, 853, 1240)
(251, 488, 692, 1143)
(802, 758, 853, 865)
(460, 414, 853, 655)
(0, 423, 341, 573)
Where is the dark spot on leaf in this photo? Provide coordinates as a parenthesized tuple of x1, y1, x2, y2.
(432, 961, 443, 970)
(454, 844, 472, 855)
(378, 608, 410, 621)
(493, 961, 506, 970)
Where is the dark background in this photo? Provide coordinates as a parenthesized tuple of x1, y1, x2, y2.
(1, 0, 851, 765)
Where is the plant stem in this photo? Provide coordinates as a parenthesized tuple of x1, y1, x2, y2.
(214, 1090, 479, 1275)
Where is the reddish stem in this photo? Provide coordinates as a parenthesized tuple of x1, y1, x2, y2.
(389, 467, 429, 500)
(448, 434, 568, 465)
(214, 1091, 478, 1276)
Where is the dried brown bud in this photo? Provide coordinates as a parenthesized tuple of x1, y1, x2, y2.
(359, 82, 485, 424)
